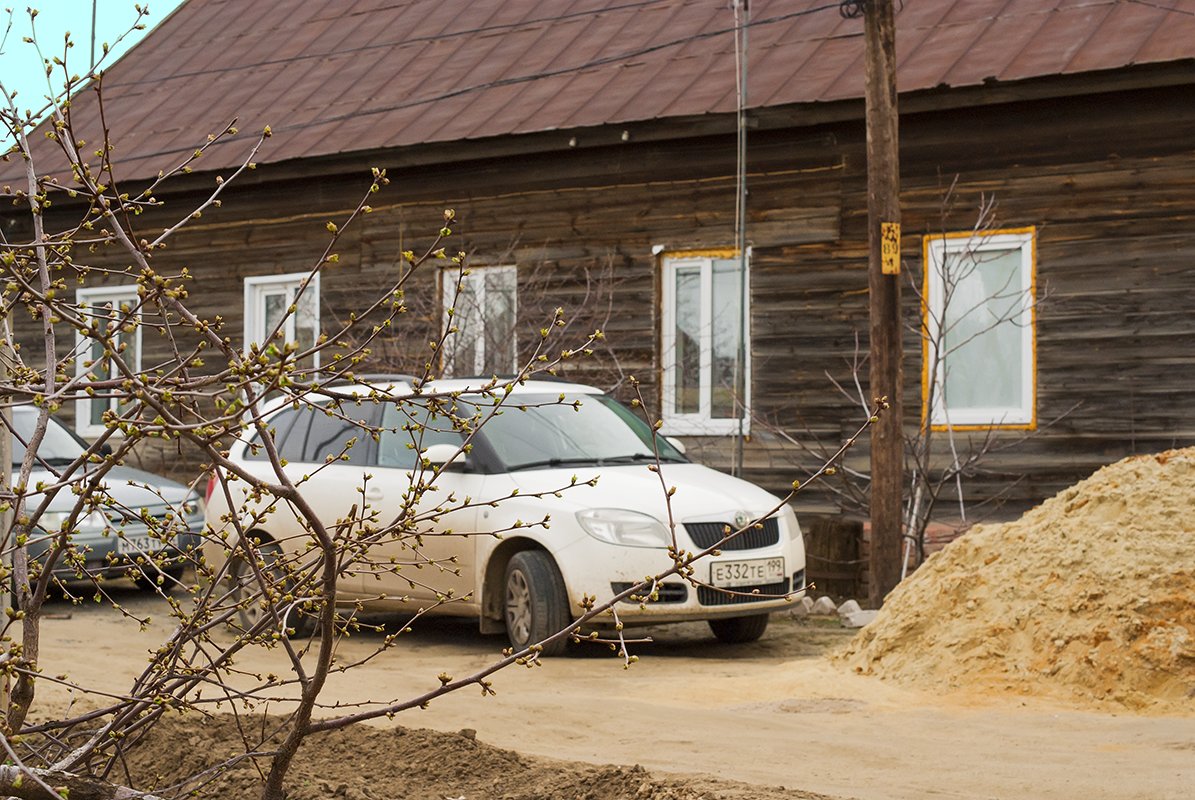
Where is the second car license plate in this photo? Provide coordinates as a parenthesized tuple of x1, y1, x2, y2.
(116, 534, 165, 555)
(709, 557, 785, 588)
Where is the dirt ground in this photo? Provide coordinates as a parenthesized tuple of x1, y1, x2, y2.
(32, 585, 1195, 800)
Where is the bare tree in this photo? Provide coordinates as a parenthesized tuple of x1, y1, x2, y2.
(0, 13, 868, 800)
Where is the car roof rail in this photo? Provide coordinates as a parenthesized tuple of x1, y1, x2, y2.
(451, 373, 575, 384)
(342, 373, 419, 384)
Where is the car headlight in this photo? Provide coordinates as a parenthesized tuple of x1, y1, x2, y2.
(180, 492, 202, 517)
(577, 508, 670, 549)
(38, 510, 108, 535)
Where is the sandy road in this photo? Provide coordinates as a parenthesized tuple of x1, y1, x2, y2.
(33, 584, 1195, 800)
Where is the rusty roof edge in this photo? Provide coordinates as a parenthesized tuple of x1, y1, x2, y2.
(168, 58, 1195, 190)
(8, 58, 1193, 198)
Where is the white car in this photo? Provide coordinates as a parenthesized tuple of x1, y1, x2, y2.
(203, 378, 806, 654)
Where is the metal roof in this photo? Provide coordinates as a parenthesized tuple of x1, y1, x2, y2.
(9, 0, 1195, 181)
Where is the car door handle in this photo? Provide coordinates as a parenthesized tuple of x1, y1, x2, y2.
(364, 486, 385, 501)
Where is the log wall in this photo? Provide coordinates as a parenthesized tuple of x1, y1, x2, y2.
(10, 81, 1195, 594)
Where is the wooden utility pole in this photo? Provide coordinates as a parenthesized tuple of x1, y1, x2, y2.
(864, 0, 903, 606)
(0, 338, 10, 715)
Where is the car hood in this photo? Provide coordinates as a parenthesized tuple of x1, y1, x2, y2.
(24, 464, 195, 513)
(507, 462, 784, 523)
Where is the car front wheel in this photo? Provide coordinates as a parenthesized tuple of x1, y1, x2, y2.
(504, 550, 570, 657)
(230, 540, 317, 639)
(708, 612, 770, 643)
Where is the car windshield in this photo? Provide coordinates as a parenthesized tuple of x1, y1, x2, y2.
(10, 407, 88, 467)
(474, 393, 686, 471)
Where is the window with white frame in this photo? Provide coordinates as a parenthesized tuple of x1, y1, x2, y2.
(660, 250, 750, 435)
(243, 272, 320, 374)
(442, 265, 517, 376)
(924, 228, 1035, 429)
(75, 286, 142, 436)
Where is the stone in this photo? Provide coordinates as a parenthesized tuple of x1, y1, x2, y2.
(789, 596, 815, 619)
(837, 599, 862, 617)
(841, 609, 879, 628)
(810, 596, 838, 615)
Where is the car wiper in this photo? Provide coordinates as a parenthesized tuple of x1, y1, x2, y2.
(14, 457, 77, 468)
(599, 453, 686, 464)
(508, 457, 604, 471)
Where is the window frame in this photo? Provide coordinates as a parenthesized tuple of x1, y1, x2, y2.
(243, 271, 321, 371)
(922, 227, 1036, 431)
(75, 285, 142, 437)
(659, 248, 752, 436)
(440, 264, 518, 377)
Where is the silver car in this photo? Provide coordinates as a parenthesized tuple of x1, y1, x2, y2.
(10, 407, 204, 589)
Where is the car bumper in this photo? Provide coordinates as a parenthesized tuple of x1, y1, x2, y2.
(554, 527, 807, 624)
(31, 514, 205, 581)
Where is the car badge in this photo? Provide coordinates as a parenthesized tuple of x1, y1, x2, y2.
(732, 510, 751, 529)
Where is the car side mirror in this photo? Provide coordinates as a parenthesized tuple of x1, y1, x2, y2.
(422, 443, 466, 471)
(665, 436, 687, 455)
(99, 442, 113, 457)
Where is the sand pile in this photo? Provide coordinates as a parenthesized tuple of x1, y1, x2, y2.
(842, 448, 1195, 712)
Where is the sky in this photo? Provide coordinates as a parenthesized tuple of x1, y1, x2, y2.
(0, 0, 184, 123)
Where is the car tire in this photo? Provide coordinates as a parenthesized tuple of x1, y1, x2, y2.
(708, 612, 770, 644)
(230, 540, 317, 639)
(504, 550, 570, 657)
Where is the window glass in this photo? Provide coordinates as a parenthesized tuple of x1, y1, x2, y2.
(279, 407, 313, 463)
(263, 291, 288, 337)
(244, 407, 301, 462)
(476, 394, 684, 470)
(304, 407, 371, 464)
(482, 270, 517, 374)
(377, 403, 464, 469)
(89, 337, 109, 427)
(674, 266, 701, 415)
(449, 278, 479, 376)
(710, 258, 743, 418)
(941, 248, 1024, 413)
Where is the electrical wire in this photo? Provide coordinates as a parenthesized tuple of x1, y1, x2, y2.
(731, 0, 749, 478)
(104, 0, 681, 89)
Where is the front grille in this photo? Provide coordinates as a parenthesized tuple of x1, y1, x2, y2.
(698, 578, 790, 606)
(684, 518, 781, 551)
(611, 582, 688, 604)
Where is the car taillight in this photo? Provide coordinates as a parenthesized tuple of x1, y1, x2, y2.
(205, 473, 217, 504)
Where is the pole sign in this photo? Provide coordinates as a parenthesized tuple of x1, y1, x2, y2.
(881, 221, 901, 275)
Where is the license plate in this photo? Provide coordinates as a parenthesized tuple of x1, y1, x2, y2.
(116, 534, 166, 556)
(709, 557, 785, 588)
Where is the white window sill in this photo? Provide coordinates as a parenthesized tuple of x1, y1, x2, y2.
(661, 417, 751, 437)
(930, 409, 1034, 429)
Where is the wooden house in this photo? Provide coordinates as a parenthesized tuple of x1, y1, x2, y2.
(5, 0, 1195, 593)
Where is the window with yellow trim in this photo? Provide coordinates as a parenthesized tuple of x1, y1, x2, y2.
(923, 229, 1035, 429)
